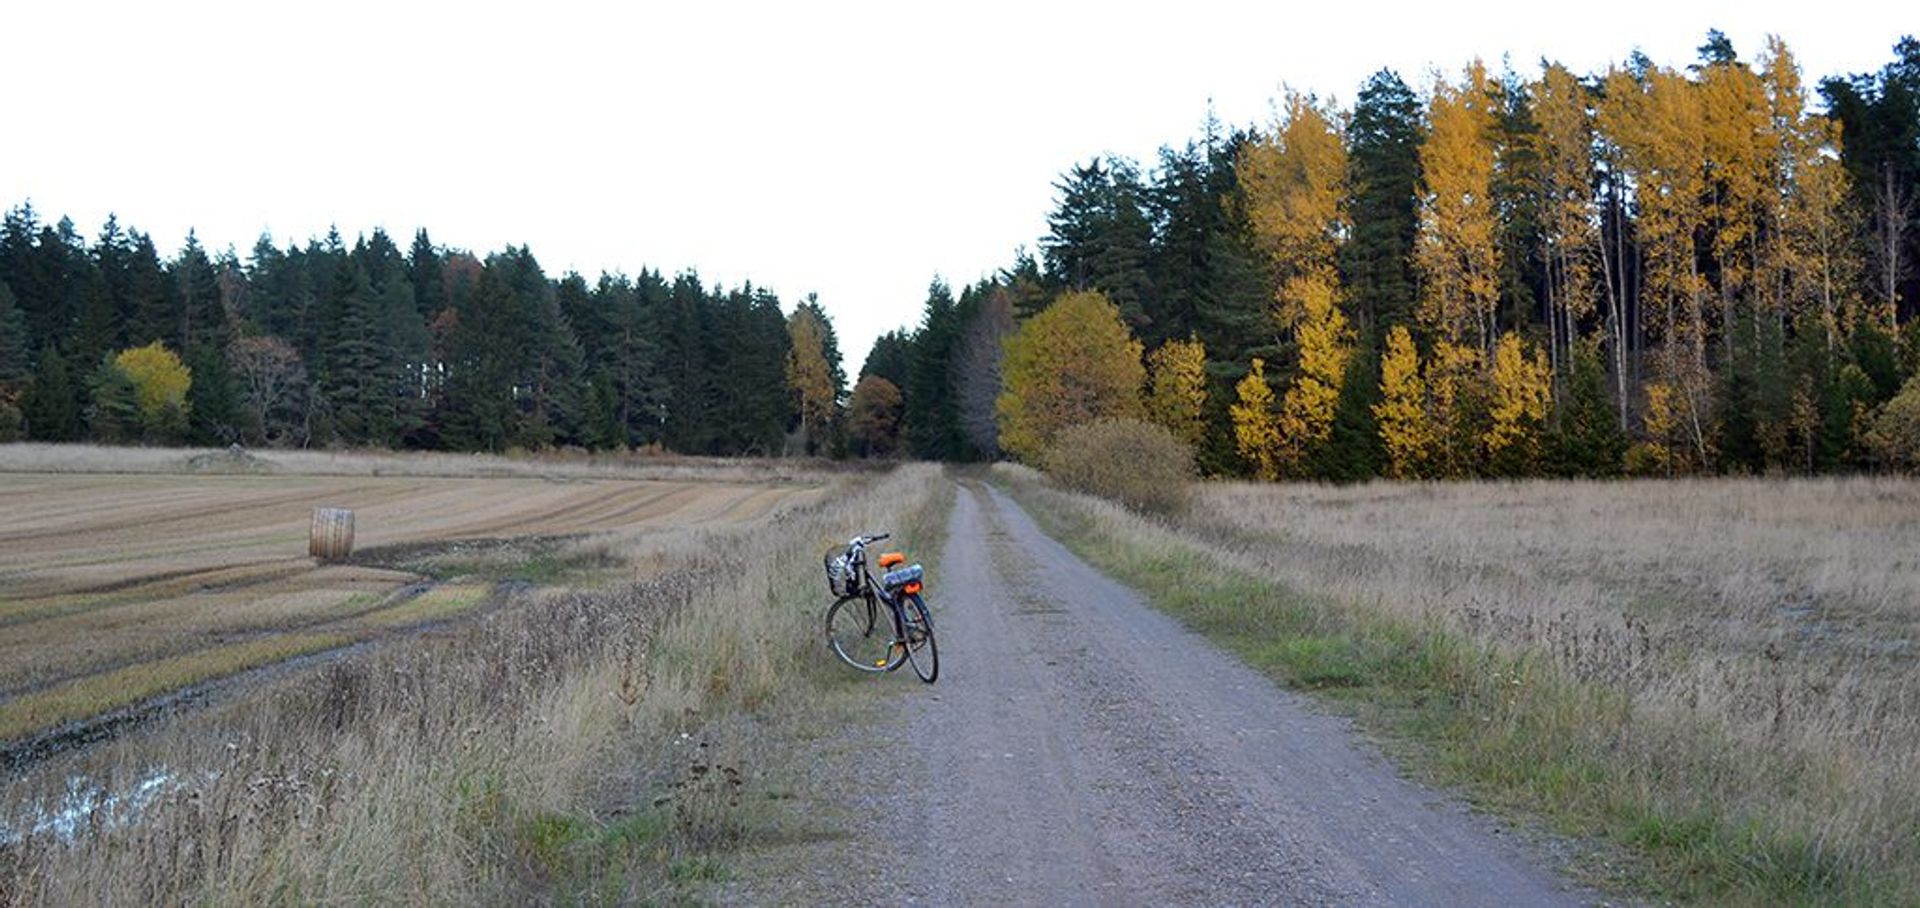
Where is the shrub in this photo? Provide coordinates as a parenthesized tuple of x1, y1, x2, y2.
(1044, 418, 1196, 515)
(1864, 376, 1920, 471)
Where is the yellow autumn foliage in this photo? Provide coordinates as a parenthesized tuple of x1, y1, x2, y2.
(1276, 275, 1350, 470)
(1416, 60, 1501, 350)
(1231, 358, 1281, 481)
(785, 307, 836, 444)
(1374, 325, 1431, 478)
(1425, 339, 1484, 477)
(1144, 337, 1209, 450)
(996, 290, 1145, 464)
(113, 342, 192, 427)
(1485, 333, 1552, 468)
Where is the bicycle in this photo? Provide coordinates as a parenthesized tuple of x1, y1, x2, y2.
(822, 533, 938, 683)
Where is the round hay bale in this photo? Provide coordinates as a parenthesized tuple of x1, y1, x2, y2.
(310, 507, 355, 561)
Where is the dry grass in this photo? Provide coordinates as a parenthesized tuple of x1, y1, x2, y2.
(0, 462, 949, 905)
(998, 465, 1920, 903)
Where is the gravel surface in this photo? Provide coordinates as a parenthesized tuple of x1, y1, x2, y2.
(731, 480, 1592, 905)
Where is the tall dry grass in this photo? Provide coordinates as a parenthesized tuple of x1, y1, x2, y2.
(998, 465, 1920, 901)
(0, 463, 947, 905)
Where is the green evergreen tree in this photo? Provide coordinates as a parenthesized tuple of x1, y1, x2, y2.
(860, 330, 913, 387)
(171, 232, 229, 352)
(23, 345, 80, 441)
(1042, 158, 1155, 331)
(84, 353, 140, 443)
(1547, 340, 1627, 476)
(186, 342, 241, 444)
(0, 282, 27, 383)
(1340, 70, 1424, 335)
(1311, 341, 1384, 482)
(122, 232, 172, 346)
(905, 278, 965, 459)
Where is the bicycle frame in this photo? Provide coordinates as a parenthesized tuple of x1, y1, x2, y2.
(845, 542, 909, 639)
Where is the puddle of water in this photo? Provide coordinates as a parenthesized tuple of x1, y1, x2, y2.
(0, 767, 196, 846)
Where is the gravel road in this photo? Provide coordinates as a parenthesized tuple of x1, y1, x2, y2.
(732, 480, 1590, 905)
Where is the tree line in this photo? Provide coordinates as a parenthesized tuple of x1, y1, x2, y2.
(0, 216, 846, 456)
(3, 32, 1918, 477)
(864, 32, 1920, 476)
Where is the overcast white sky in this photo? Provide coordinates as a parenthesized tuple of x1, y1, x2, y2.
(3, 1, 1913, 371)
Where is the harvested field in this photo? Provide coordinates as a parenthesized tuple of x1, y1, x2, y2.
(0, 451, 826, 746)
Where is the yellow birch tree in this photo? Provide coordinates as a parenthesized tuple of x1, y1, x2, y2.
(1144, 337, 1209, 450)
(1485, 332, 1553, 472)
(996, 290, 1146, 463)
(785, 306, 836, 452)
(1231, 358, 1282, 480)
(1373, 325, 1432, 478)
(1425, 339, 1484, 477)
(1533, 62, 1599, 376)
(1276, 279, 1351, 470)
(1239, 90, 1353, 472)
(1416, 60, 1502, 353)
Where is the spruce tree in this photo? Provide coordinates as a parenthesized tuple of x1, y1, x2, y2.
(1547, 341, 1627, 476)
(905, 279, 964, 460)
(860, 330, 913, 387)
(1311, 342, 1385, 481)
(23, 345, 80, 441)
(171, 232, 228, 353)
(84, 353, 140, 443)
(0, 282, 27, 383)
(1340, 70, 1424, 336)
(186, 342, 241, 444)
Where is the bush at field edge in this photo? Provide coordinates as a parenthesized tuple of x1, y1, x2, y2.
(1043, 418, 1195, 516)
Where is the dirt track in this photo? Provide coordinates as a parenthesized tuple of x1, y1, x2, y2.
(741, 480, 1587, 905)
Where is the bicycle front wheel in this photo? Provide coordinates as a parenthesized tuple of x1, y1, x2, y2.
(827, 595, 899, 673)
(902, 593, 937, 683)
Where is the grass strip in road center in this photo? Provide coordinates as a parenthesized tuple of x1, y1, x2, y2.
(993, 470, 1896, 906)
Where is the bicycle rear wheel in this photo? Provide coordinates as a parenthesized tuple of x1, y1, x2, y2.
(902, 593, 937, 683)
(827, 594, 900, 673)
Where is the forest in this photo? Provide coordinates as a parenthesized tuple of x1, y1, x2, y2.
(2, 31, 1917, 478)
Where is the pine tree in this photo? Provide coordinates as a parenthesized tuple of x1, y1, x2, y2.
(186, 342, 240, 444)
(1314, 342, 1385, 482)
(1042, 158, 1155, 330)
(860, 330, 913, 387)
(172, 232, 229, 353)
(85, 353, 140, 444)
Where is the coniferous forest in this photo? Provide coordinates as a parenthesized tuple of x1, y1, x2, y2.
(3, 32, 1918, 478)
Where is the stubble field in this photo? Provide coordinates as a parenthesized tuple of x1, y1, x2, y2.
(0, 447, 823, 747)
